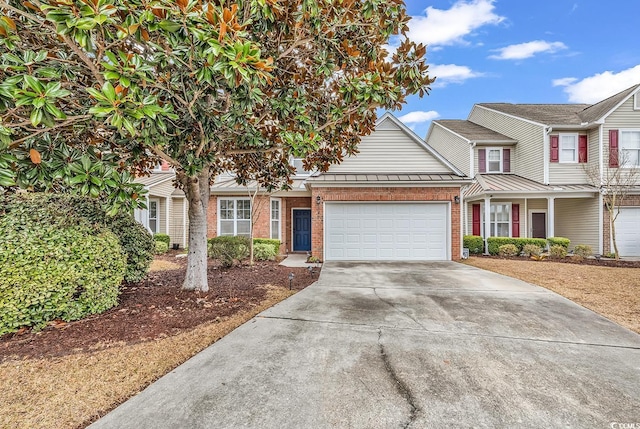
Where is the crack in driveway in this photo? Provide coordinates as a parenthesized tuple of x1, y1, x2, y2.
(378, 329, 420, 429)
(373, 288, 427, 330)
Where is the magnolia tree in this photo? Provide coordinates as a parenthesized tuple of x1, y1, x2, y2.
(0, 0, 434, 291)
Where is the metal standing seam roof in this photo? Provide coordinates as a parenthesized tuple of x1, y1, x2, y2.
(465, 174, 598, 197)
(434, 120, 517, 143)
(134, 172, 176, 187)
(305, 173, 468, 183)
(210, 177, 308, 193)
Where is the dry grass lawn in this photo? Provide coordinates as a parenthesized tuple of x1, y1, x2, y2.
(464, 257, 640, 334)
(0, 285, 295, 429)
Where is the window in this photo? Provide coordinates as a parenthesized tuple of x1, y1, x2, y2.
(621, 130, 640, 167)
(559, 134, 578, 163)
(270, 198, 281, 240)
(487, 149, 502, 172)
(635, 93, 640, 110)
(148, 199, 159, 233)
(291, 157, 312, 176)
(219, 198, 251, 237)
(490, 204, 510, 237)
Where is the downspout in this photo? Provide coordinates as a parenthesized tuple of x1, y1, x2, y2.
(543, 126, 551, 184)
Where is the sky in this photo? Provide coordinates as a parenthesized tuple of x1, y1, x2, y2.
(384, 0, 640, 137)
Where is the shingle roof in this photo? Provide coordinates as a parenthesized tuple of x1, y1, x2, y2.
(477, 103, 590, 125)
(465, 174, 597, 198)
(134, 172, 175, 187)
(578, 83, 640, 123)
(434, 120, 516, 142)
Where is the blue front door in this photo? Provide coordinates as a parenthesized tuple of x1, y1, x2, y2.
(293, 209, 311, 251)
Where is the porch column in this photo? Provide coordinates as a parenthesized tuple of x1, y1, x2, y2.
(484, 196, 491, 254)
(547, 197, 555, 238)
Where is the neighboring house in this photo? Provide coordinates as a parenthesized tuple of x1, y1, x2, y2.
(426, 83, 640, 256)
(207, 113, 470, 261)
(134, 162, 188, 248)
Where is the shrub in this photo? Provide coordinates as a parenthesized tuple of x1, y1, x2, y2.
(253, 242, 276, 261)
(208, 236, 250, 267)
(154, 233, 171, 246)
(573, 244, 593, 258)
(107, 214, 154, 282)
(498, 244, 519, 257)
(549, 244, 567, 259)
(0, 196, 126, 335)
(486, 237, 547, 255)
(547, 237, 570, 249)
(155, 240, 169, 254)
(463, 235, 484, 254)
(522, 244, 542, 257)
(253, 238, 281, 255)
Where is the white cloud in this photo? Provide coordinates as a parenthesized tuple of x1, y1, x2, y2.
(398, 110, 440, 125)
(430, 64, 484, 87)
(553, 65, 640, 103)
(407, 0, 505, 47)
(489, 40, 567, 60)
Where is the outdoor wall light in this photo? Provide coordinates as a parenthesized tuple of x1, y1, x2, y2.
(316, 195, 322, 205)
(453, 195, 460, 204)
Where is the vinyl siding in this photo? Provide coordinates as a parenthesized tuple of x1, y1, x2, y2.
(170, 197, 188, 248)
(470, 106, 545, 182)
(427, 124, 470, 176)
(473, 146, 515, 175)
(150, 179, 176, 198)
(554, 198, 599, 250)
(603, 96, 640, 184)
(548, 132, 590, 184)
(329, 127, 451, 173)
(588, 127, 600, 173)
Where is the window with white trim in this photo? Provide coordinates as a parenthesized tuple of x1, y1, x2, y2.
(559, 133, 578, 163)
(621, 130, 640, 167)
(148, 199, 159, 233)
(270, 198, 281, 240)
(219, 198, 251, 237)
(290, 156, 312, 176)
(634, 93, 640, 110)
(489, 203, 510, 237)
(487, 148, 502, 172)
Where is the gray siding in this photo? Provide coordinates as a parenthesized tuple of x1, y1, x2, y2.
(329, 128, 451, 173)
(602, 96, 640, 185)
(150, 179, 177, 198)
(170, 197, 188, 248)
(548, 132, 590, 184)
(473, 146, 515, 176)
(469, 106, 545, 182)
(554, 198, 599, 250)
(427, 124, 470, 176)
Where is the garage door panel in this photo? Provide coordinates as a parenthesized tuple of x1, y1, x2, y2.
(325, 203, 449, 261)
(616, 208, 640, 256)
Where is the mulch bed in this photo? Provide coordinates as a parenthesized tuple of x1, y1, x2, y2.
(0, 254, 318, 361)
(478, 254, 640, 268)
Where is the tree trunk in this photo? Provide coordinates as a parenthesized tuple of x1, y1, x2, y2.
(182, 167, 211, 291)
(610, 207, 620, 260)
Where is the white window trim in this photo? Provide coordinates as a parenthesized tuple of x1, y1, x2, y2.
(481, 203, 511, 238)
(217, 197, 252, 237)
(484, 147, 503, 173)
(270, 197, 282, 241)
(634, 93, 640, 111)
(620, 129, 640, 168)
(559, 133, 578, 164)
(148, 198, 159, 234)
(290, 156, 313, 176)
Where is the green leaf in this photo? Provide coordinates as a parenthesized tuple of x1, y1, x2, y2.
(30, 108, 43, 126)
(24, 75, 44, 93)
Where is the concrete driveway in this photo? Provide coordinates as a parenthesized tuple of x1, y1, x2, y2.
(90, 262, 640, 429)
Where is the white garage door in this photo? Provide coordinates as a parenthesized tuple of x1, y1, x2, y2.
(325, 203, 449, 261)
(616, 207, 640, 256)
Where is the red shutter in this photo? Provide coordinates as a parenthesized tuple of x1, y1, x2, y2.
(578, 135, 588, 163)
(478, 149, 486, 173)
(550, 135, 559, 162)
(511, 204, 520, 237)
(472, 204, 481, 236)
(609, 130, 619, 167)
(503, 148, 511, 172)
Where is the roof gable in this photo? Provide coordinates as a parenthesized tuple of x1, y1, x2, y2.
(434, 120, 516, 143)
(578, 83, 640, 123)
(326, 113, 463, 175)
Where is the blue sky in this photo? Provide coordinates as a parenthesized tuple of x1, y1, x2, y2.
(385, 0, 640, 137)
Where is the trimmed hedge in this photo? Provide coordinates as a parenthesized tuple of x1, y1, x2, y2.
(463, 235, 484, 254)
(154, 233, 171, 246)
(549, 244, 567, 259)
(208, 236, 250, 267)
(486, 237, 547, 255)
(253, 238, 281, 255)
(253, 242, 276, 261)
(498, 244, 519, 257)
(0, 196, 126, 335)
(573, 244, 593, 258)
(155, 241, 169, 254)
(547, 237, 570, 249)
